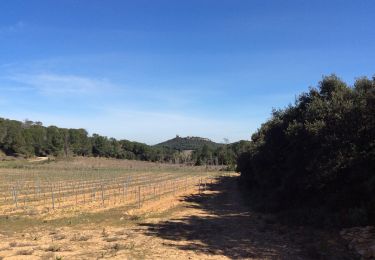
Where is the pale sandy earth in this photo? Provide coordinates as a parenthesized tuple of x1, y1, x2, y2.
(0, 176, 356, 260)
(27, 157, 49, 163)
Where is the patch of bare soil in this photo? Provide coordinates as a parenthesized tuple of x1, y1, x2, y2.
(27, 157, 49, 163)
(141, 176, 358, 260)
(0, 176, 358, 259)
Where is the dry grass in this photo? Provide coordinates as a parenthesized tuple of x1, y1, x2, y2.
(52, 234, 66, 241)
(9, 241, 36, 247)
(70, 233, 91, 242)
(45, 244, 61, 252)
(0, 185, 216, 259)
(16, 248, 33, 255)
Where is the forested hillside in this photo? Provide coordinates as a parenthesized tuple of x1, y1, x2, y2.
(237, 75, 375, 227)
(155, 135, 223, 150)
(0, 118, 249, 166)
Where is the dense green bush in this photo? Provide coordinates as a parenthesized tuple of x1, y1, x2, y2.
(237, 75, 375, 227)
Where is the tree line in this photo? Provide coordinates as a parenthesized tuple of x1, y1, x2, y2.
(237, 75, 375, 227)
(0, 118, 249, 166)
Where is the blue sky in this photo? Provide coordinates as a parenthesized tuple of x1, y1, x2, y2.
(0, 0, 374, 144)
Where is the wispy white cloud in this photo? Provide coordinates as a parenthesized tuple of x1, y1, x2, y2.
(7, 73, 118, 96)
(0, 56, 262, 143)
(0, 67, 259, 143)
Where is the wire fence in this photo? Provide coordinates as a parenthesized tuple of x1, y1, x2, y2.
(0, 169, 220, 215)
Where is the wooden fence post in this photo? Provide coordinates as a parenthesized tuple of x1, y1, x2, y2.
(12, 186, 18, 208)
(101, 184, 104, 207)
(138, 186, 141, 208)
(51, 185, 55, 210)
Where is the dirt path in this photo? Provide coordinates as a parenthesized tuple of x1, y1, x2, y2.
(140, 175, 356, 259)
(0, 176, 356, 259)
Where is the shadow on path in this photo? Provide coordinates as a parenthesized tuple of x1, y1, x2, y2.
(141, 176, 356, 259)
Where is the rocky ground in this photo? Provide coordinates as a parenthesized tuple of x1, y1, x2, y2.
(341, 226, 375, 259)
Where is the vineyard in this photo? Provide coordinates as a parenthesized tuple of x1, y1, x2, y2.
(0, 157, 222, 216)
(0, 158, 354, 260)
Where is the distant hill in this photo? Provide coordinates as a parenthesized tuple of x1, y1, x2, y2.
(155, 135, 224, 150)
